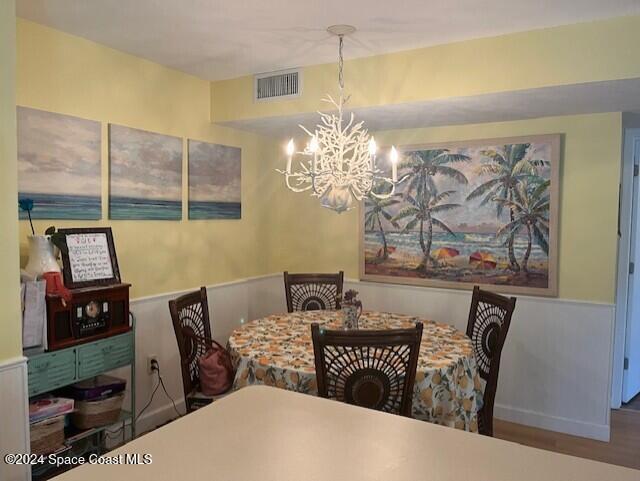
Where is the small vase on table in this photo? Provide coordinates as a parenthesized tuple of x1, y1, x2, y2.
(341, 289, 362, 330)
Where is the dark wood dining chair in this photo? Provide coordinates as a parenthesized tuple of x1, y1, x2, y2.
(466, 286, 516, 436)
(169, 287, 232, 413)
(311, 322, 423, 417)
(283, 271, 344, 312)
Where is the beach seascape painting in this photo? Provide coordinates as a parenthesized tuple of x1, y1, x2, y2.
(361, 135, 560, 296)
(109, 125, 182, 220)
(17, 107, 102, 220)
(188, 140, 241, 219)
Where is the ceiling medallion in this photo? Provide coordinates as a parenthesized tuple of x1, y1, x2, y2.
(277, 25, 405, 213)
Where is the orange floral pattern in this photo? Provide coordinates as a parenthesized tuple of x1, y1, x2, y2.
(228, 310, 483, 432)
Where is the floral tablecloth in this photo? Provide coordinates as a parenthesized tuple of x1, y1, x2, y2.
(228, 310, 483, 432)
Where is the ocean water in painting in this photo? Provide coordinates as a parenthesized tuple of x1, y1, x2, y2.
(365, 231, 546, 262)
(109, 196, 182, 220)
(189, 201, 241, 219)
(18, 193, 101, 220)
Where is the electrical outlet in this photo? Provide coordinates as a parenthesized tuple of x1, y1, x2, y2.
(147, 354, 159, 374)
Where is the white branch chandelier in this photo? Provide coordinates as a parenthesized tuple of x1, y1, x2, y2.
(277, 25, 403, 213)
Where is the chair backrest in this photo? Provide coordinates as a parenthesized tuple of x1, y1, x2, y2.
(311, 322, 423, 417)
(466, 285, 516, 436)
(284, 271, 344, 313)
(169, 287, 213, 399)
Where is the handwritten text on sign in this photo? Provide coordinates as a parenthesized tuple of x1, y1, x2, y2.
(66, 233, 114, 282)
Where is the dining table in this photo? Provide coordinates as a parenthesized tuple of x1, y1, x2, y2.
(228, 309, 484, 432)
(51, 386, 639, 481)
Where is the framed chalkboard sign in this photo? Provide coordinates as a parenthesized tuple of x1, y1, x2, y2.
(58, 227, 121, 289)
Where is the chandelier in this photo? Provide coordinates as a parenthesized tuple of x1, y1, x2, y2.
(277, 25, 403, 213)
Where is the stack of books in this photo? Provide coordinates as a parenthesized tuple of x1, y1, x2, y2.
(29, 396, 74, 424)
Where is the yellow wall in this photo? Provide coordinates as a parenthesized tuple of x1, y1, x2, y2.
(16, 19, 278, 298)
(0, 1, 22, 361)
(12, 18, 624, 310)
(212, 15, 640, 122)
(266, 113, 622, 303)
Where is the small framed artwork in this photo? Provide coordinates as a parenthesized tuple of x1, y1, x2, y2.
(188, 140, 242, 219)
(17, 107, 102, 220)
(58, 228, 121, 289)
(109, 124, 182, 220)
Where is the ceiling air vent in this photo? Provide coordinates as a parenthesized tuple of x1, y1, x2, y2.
(254, 68, 301, 102)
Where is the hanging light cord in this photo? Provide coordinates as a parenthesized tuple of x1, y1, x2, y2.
(338, 34, 344, 92)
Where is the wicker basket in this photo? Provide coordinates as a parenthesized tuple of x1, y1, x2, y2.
(72, 392, 124, 429)
(30, 415, 65, 455)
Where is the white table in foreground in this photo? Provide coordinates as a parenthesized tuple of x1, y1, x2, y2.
(53, 386, 638, 481)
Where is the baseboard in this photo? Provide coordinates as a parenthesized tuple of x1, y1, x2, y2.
(0, 356, 30, 481)
(494, 404, 610, 442)
(135, 397, 186, 435)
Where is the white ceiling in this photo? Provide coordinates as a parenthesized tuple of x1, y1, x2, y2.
(221, 79, 640, 138)
(17, 0, 640, 81)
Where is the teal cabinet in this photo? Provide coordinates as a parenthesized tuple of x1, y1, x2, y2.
(26, 315, 136, 480)
(28, 349, 77, 397)
(27, 331, 135, 411)
(77, 333, 134, 379)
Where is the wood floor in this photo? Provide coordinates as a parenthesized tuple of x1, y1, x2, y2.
(622, 393, 640, 412)
(494, 409, 640, 471)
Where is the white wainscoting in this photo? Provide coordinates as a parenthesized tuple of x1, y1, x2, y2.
(0, 356, 30, 481)
(345, 279, 615, 441)
(129, 273, 615, 442)
(129, 275, 275, 434)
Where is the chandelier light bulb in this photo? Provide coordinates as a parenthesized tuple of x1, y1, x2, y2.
(368, 137, 377, 156)
(390, 146, 399, 182)
(286, 139, 295, 156)
(309, 135, 319, 153)
(390, 146, 399, 164)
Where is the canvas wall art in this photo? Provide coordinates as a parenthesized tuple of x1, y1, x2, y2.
(17, 107, 102, 220)
(109, 125, 182, 220)
(360, 134, 560, 296)
(188, 140, 241, 219)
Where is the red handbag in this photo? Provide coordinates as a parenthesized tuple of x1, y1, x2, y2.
(189, 333, 235, 396)
(198, 349, 233, 396)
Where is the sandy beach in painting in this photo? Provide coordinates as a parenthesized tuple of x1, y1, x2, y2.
(364, 232, 548, 288)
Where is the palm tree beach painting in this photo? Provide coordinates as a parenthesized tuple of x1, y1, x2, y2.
(109, 125, 182, 220)
(17, 107, 101, 220)
(361, 135, 560, 296)
(188, 140, 241, 219)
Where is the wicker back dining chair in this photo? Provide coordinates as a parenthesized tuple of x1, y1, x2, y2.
(284, 271, 344, 313)
(169, 287, 231, 413)
(466, 286, 516, 436)
(311, 322, 423, 417)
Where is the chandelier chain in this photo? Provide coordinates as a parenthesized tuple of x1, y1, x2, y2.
(338, 35, 344, 92)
